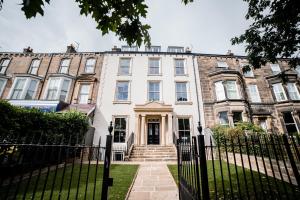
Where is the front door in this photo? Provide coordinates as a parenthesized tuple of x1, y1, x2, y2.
(147, 122, 160, 144)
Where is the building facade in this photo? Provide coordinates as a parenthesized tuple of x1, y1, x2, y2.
(93, 47, 205, 155)
(1, 46, 300, 159)
(197, 54, 300, 134)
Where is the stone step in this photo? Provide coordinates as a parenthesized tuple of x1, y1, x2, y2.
(132, 147, 176, 151)
(130, 155, 177, 158)
(131, 152, 177, 156)
(129, 157, 177, 162)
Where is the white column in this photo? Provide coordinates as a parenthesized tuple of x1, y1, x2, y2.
(167, 114, 173, 145)
(161, 115, 166, 146)
(141, 114, 146, 145)
(134, 114, 140, 145)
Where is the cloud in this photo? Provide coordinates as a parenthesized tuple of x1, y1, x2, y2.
(0, 0, 249, 55)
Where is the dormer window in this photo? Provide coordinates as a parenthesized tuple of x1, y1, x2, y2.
(85, 58, 96, 73)
(167, 46, 184, 53)
(145, 46, 161, 52)
(121, 46, 138, 52)
(217, 61, 228, 68)
(270, 64, 281, 75)
(59, 59, 70, 74)
(28, 59, 41, 75)
(0, 58, 10, 74)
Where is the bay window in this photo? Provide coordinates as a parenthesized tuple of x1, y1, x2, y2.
(272, 83, 287, 101)
(215, 80, 240, 101)
(45, 77, 71, 101)
(287, 83, 300, 100)
(10, 77, 39, 100)
(0, 78, 7, 97)
(0, 58, 10, 74)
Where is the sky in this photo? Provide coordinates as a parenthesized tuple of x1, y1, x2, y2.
(0, 0, 250, 55)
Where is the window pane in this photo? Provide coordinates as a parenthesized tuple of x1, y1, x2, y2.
(79, 84, 90, 104)
(59, 79, 70, 101)
(149, 59, 160, 74)
(114, 117, 126, 143)
(287, 83, 300, 100)
(0, 79, 6, 95)
(225, 81, 239, 99)
(25, 79, 38, 100)
(217, 61, 228, 68)
(116, 82, 129, 100)
(215, 81, 225, 100)
(175, 59, 185, 75)
(176, 82, 187, 101)
(273, 83, 287, 101)
(219, 112, 229, 125)
(11, 79, 26, 99)
(59, 59, 70, 73)
(119, 58, 130, 75)
(178, 118, 190, 143)
(148, 82, 160, 101)
(233, 112, 243, 124)
(248, 85, 261, 102)
(85, 58, 96, 73)
(283, 112, 298, 134)
(270, 64, 281, 75)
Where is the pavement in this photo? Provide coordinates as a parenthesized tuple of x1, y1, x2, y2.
(127, 162, 179, 200)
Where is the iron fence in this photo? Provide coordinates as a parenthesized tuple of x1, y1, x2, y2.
(0, 123, 114, 200)
(177, 133, 300, 200)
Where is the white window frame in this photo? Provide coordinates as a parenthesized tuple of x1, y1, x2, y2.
(59, 59, 71, 74)
(84, 58, 96, 73)
(44, 77, 72, 101)
(270, 64, 281, 75)
(118, 57, 131, 75)
(225, 80, 240, 99)
(112, 116, 128, 143)
(148, 81, 161, 101)
(247, 84, 261, 102)
(148, 58, 161, 75)
(167, 47, 184, 53)
(9, 77, 39, 100)
(217, 61, 229, 68)
(115, 81, 130, 101)
(174, 59, 186, 76)
(215, 81, 226, 101)
(0, 58, 10, 74)
(175, 82, 189, 102)
(78, 84, 91, 104)
(272, 83, 287, 101)
(177, 117, 191, 143)
(28, 59, 41, 75)
(0, 78, 7, 97)
(287, 82, 300, 100)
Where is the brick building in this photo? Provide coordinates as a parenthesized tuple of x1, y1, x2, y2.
(197, 53, 300, 134)
(0, 46, 103, 117)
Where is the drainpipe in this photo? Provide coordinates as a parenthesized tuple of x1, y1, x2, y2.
(38, 53, 53, 99)
(70, 53, 83, 103)
(192, 55, 203, 134)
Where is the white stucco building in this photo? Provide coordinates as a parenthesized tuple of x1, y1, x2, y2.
(93, 46, 205, 160)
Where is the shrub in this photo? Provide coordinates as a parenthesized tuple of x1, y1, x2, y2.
(0, 100, 89, 144)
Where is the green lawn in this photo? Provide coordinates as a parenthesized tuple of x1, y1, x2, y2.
(168, 161, 300, 199)
(1, 164, 138, 200)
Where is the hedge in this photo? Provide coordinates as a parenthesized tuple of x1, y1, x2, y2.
(0, 100, 89, 144)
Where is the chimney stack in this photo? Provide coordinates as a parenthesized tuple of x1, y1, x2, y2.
(111, 45, 121, 52)
(185, 47, 192, 53)
(23, 46, 33, 53)
(227, 50, 234, 56)
(66, 44, 77, 53)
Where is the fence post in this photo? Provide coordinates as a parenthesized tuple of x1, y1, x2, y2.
(101, 121, 114, 200)
(192, 136, 202, 200)
(197, 123, 210, 200)
(282, 134, 300, 189)
(176, 139, 182, 200)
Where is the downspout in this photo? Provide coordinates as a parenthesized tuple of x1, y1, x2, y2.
(192, 55, 202, 133)
(38, 53, 53, 99)
(70, 53, 83, 103)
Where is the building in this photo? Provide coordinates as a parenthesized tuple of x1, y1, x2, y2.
(197, 53, 300, 134)
(1, 45, 300, 160)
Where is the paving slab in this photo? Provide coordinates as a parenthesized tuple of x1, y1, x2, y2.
(128, 163, 179, 200)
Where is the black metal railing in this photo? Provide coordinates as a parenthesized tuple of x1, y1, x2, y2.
(0, 123, 114, 200)
(125, 132, 134, 156)
(177, 131, 300, 200)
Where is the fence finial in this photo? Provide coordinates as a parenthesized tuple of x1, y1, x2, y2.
(197, 121, 202, 135)
(108, 121, 113, 135)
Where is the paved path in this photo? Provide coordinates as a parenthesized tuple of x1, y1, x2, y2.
(127, 163, 179, 200)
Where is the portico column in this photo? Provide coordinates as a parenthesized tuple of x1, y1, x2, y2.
(134, 114, 140, 145)
(141, 114, 146, 145)
(161, 115, 166, 146)
(167, 114, 173, 145)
